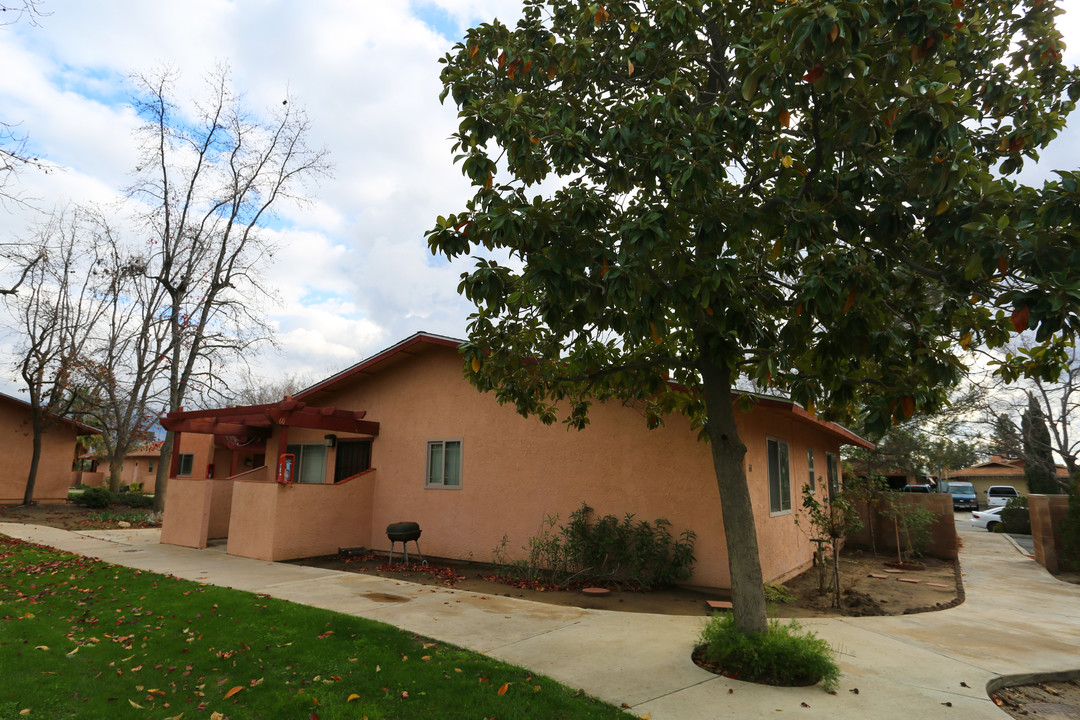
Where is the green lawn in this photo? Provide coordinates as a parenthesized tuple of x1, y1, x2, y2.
(0, 536, 635, 719)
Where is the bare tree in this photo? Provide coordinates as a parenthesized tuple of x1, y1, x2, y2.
(72, 213, 174, 492)
(971, 340, 1080, 489)
(126, 67, 330, 510)
(5, 207, 109, 504)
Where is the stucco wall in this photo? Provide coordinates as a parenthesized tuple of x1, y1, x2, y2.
(225, 470, 375, 561)
(848, 492, 958, 561)
(160, 478, 214, 548)
(0, 399, 84, 504)
(290, 346, 848, 590)
(1029, 494, 1071, 573)
(98, 456, 162, 491)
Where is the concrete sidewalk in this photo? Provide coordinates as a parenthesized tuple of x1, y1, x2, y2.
(2, 521, 1077, 719)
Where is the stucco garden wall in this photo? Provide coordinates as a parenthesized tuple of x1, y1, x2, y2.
(1029, 494, 1071, 573)
(848, 492, 958, 561)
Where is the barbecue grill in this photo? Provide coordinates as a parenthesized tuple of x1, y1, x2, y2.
(386, 521, 425, 565)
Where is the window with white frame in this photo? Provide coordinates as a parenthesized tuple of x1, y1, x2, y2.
(806, 447, 816, 492)
(826, 452, 840, 498)
(426, 439, 462, 488)
(767, 438, 792, 514)
(177, 453, 194, 477)
(286, 443, 328, 484)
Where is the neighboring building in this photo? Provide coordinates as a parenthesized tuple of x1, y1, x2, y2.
(949, 455, 1071, 501)
(0, 391, 101, 505)
(160, 333, 874, 591)
(89, 436, 237, 494)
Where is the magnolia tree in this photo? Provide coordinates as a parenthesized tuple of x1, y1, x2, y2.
(429, 0, 1080, 633)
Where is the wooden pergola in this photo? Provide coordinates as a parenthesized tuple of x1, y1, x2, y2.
(161, 398, 379, 479)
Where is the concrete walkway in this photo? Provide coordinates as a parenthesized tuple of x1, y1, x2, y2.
(1, 521, 1077, 719)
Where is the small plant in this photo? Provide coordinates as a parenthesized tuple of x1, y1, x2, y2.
(128, 481, 144, 493)
(89, 509, 157, 525)
(883, 496, 937, 561)
(697, 613, 840, 692)
(800, 484, 863, 608)
(72, 487, 113, 509)
(763, 583, 796, 604)
(1000, 496, 1031, 535)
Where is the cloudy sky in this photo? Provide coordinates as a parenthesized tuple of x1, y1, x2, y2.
(1, 1, 1078, 398)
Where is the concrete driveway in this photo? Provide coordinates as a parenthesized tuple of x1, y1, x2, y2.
(1, 521, 1077, 720)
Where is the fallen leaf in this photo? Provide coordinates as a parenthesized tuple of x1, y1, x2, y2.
(801, 702, 810, 707)
(498, 683, 510, 696)
(942, 701, 953, 707)
(128, 699, 143, 709)
(66, 647, 79, 657)
(34, 646, 49, 651)
(224, 686, 244, 699)
(19, 711, 29, 717)
(960, 682, 969, 688)
(849, 688, 859, 694)
(347, 694, 360, 702)
(211, 713, 224, 720)
(163, 714, 184, 720)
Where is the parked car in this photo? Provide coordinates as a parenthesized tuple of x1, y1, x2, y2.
(986, 485, 1020, 508)
(939, 480, 978, 511)
(901, 484, 933, 493)
(971, 506, 1004, 532)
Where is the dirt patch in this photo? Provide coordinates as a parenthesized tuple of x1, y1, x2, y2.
(292, 547, 960, 618)
(0, 502, 158, 531)
(992, 678, 1080, 719)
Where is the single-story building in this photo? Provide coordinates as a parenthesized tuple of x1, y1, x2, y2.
(159, 332, 874, 591)
(948, 455, 1071, 500)
(0, 391, 101, 505)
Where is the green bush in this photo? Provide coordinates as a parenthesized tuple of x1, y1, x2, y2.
(115, 493, 154, 509)
(502, 504, 696, 590)
(1061, 489, 1080, 572)
(698, 613, 840, 692)
(72, 487, 113, 509)
(1000, 496, 1031, 535)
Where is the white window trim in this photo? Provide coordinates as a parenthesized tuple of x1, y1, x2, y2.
(806, 447, 816, 493)
(767, 436, 792, 517)
(425, 438, 463, 489)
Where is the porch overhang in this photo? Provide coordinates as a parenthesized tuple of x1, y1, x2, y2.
(161, 398, 380, 438)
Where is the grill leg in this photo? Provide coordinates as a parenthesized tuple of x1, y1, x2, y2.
(388, 541, 396, 565)
(411, 539, 426, 566)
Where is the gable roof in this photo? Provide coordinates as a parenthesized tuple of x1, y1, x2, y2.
(0, 390, 101, 435)
(296, 332, 875, 450)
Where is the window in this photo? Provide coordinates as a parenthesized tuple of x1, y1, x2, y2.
(426, 440, 462, 488)
(826, 452, 840, 498)
(148, 460, 155, 474)
(806, 448, 816, 492)
(767, 438, 791, 514)
(334, 439, 372, 482)
(286, 443, 328, 484)
(177, 453, 194, 477)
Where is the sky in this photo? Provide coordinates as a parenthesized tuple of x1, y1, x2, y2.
(0, 0, 1078, 400)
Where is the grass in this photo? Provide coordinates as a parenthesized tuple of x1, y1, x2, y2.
(0, 536, 634, 719)
(697, 613, 840, 693)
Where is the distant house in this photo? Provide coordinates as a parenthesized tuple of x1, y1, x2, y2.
(949, 455, 1071, 500)
(159, 333, 873, 591)
(87, 436, 234, 494)
(0, 391, 101, 505)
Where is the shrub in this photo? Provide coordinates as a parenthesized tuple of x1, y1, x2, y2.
(1060, 488, 1080, 572)
(73, 487, 113, 509)
(499, 504, 697, 590)
(698, 613, 840, 692)
(764, 583, 796, 604)
(1000, 496, 1031, 535)
(115, 493, 154, 509)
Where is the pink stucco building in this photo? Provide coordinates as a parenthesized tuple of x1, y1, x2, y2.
(0, 391, 100, 505)
(160, 333, 873, 591)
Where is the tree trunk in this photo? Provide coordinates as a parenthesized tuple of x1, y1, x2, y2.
(153, 431, 175, 513)
(108, 460, 124, 493)
(22, 429, 43, 506)
(699, 358, 769, 635)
